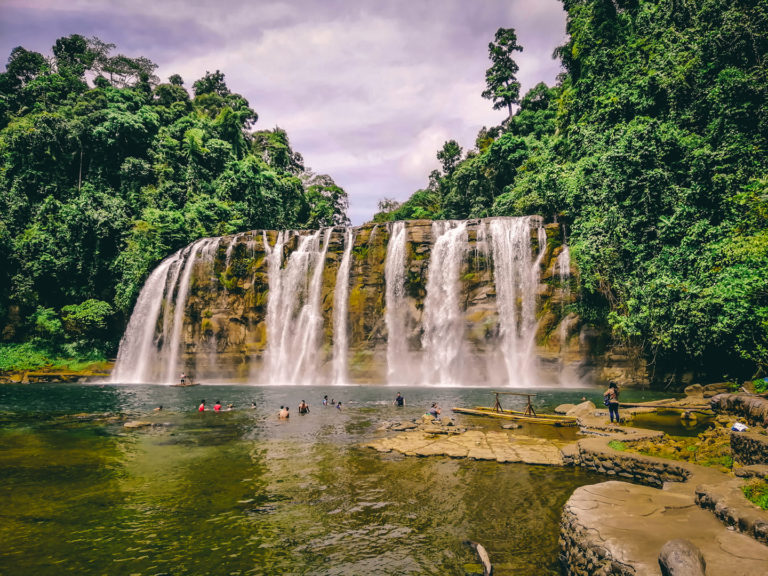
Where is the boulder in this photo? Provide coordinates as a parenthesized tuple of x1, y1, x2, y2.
(555, 403, 576, 414)
(658, 539, 706, 576)
(684, 384, 703, 397)
(566, 400, 597, 420)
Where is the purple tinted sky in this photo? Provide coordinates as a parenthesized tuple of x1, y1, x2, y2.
(0, 0, 567, 224)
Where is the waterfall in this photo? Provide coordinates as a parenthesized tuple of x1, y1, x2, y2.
(111, 250, 184, 383)
(163, 238, 215, 383)
(557, 244, 571, 280)
(475, 220, 490, 271)
(264, 228, 331, 384)
(489, 217, 543, 387)
(384, 221, 408, 385)
(557, 244, 571, 352)
(332, 228, 355, 385)
(112, 216, 577, 387)
(197, 238, 222, 379)
(421, 221, 468, 386)
(224, 233, 241, 270)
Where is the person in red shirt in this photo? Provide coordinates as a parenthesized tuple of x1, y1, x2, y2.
(198, 400, 206, 412)
(214, 400, 222, 412)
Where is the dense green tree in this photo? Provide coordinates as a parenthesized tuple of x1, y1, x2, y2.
(0, 37, 348, 359)
(381, 0, 768, 382)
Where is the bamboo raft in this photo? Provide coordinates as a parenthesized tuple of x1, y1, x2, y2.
(452, 392, 579, 427)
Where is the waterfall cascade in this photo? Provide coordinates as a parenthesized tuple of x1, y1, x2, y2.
(488, 217, 547, 387)
(111, 251, 182, 383)
(384, 221, 408, 385)
(112, 217, 584, 386)
(421, 221, 468, 385)
(264, 229, 331, 384)
(331, 228, 355, 385)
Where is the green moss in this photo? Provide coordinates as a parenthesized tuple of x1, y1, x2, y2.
(219, 271, 239, 291)
(608, 440, 627, 451)
(742, 479, 768, 510)
(627, 427, 734, 472)
(255, 290, 268, 308)
(249, 256, 265, 273)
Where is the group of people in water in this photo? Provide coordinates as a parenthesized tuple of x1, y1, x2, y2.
(280, 396, 340, 418)
(190, 391, 446, 421)
(278, 400, 313, 419)
(197, 399, 236, 412)
(272, 392, 440, 420)
(191, 387, 618, 422)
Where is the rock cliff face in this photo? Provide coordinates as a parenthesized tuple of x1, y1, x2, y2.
(113, 217, 644, 385)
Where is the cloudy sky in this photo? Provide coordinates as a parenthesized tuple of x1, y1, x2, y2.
(0, 0, 568, 224)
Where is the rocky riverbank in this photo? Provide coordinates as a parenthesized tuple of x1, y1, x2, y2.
(0, 362, 113, 384)
(364, 394, 768, 575)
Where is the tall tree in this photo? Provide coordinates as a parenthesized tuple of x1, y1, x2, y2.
(481, 28, 523, 118)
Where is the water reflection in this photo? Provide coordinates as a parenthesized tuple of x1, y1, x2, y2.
(0, 384, 675, 575)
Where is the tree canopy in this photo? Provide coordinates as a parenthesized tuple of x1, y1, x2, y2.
(0, 35, 348, 358)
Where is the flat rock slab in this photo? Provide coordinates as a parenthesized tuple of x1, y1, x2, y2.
(365, 430, 564, 465)
(565, 480, 768, 575)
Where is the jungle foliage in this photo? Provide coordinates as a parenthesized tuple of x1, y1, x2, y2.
(0, 35, 348, 360)
(375, 0, 768, 380)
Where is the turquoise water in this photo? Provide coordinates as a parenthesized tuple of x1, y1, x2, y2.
(0, 384, 670, 575)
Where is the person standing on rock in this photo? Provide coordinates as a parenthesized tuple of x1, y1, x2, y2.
(604, 382, 620, 423)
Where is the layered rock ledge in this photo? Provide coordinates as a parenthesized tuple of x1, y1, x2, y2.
(560, 480, 768, 576)
(710, 393, 768, 427)
(365, 428, 565, 465)
(365, 399, 768, 575)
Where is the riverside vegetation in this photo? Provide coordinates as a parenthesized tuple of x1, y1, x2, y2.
(0, 36, 348, 370)
(376, 0, 768, 384)
(1, 0, 768, 385)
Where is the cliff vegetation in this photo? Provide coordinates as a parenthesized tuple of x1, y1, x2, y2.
(375, 0, 768, 382)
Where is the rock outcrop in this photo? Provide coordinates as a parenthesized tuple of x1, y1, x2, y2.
(710, 394, 768, 427)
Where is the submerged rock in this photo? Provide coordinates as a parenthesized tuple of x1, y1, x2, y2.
(123, 420, 152, 429)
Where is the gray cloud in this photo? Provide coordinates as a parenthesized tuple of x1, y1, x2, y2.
(0, 0, 567, 224)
